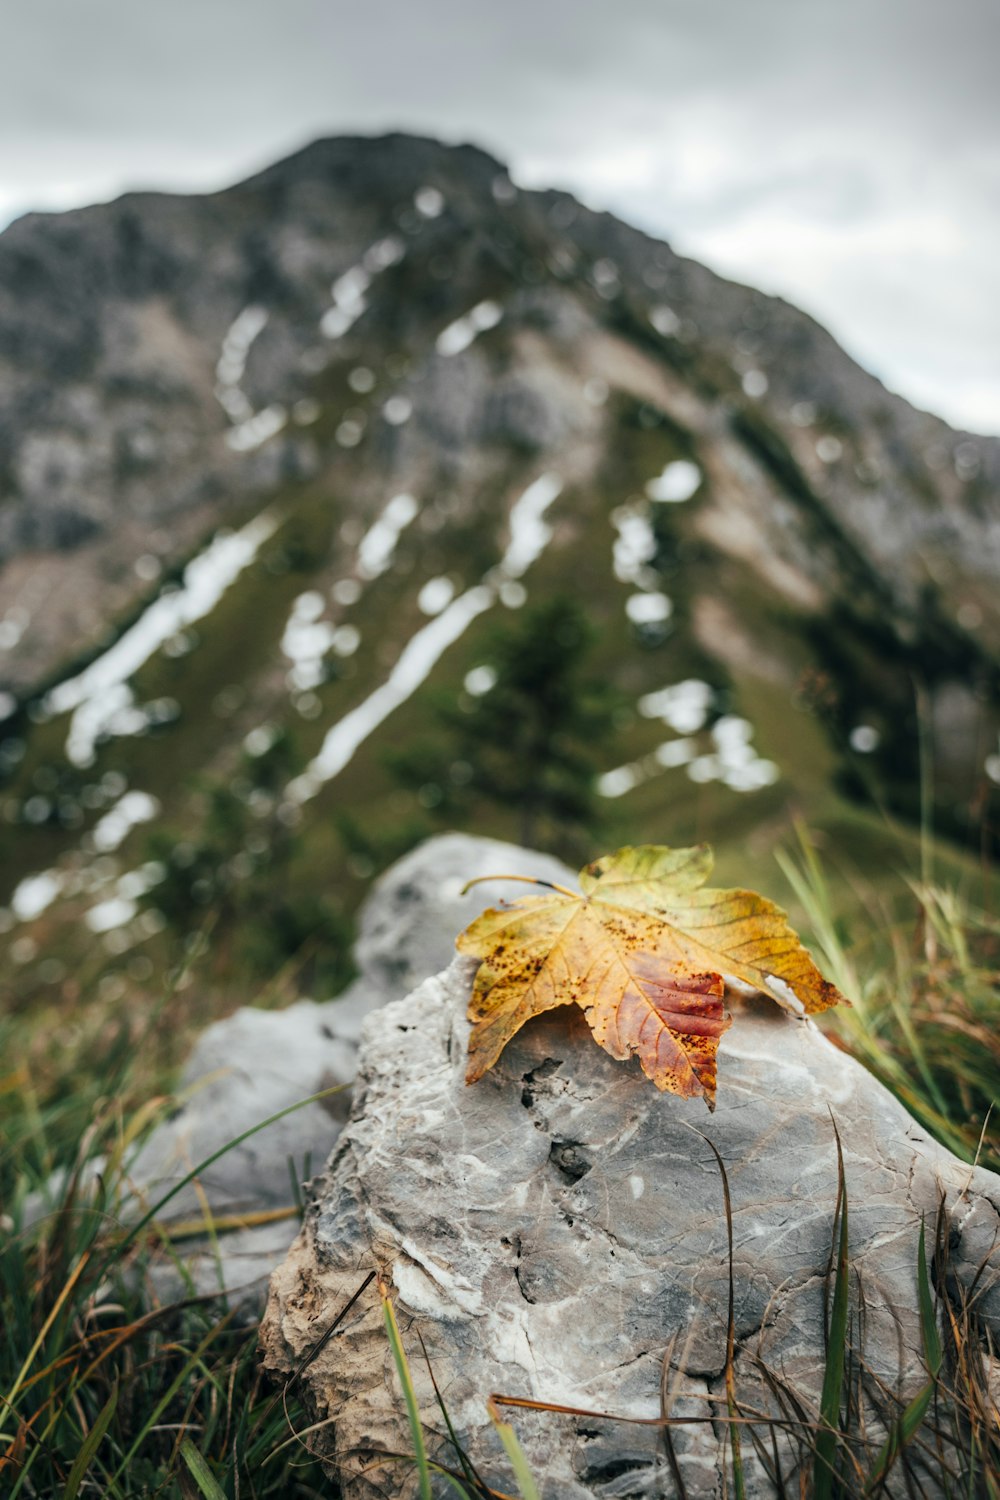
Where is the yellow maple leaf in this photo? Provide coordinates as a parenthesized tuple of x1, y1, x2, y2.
(457, 843, 848, 1109)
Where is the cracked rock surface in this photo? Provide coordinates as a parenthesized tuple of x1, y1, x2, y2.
(260, 936, 1000, 1497)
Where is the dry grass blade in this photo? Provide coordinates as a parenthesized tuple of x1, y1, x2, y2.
(659, 1333, 690, 1500)
(4, 1250, 91, 1411)
(490, 1390, 811, 1438)
(259, 1269, 375, 1440)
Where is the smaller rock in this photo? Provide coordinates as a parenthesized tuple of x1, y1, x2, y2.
(118, 834, 574, 1301)
(129, 997, 358, 1224)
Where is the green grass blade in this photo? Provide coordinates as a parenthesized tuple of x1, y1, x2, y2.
(416, 1327, 490, 1496)
(109, 1083, 346, 1262)
(4, 1250, 91, 1411)
(863, 1385, 935, 1496)
(863, 1221, 942, 1493)
(180, 1438, 228, 1500)
(691, 1130, 744, 1500)
(488, 1400, 542, 1500)
(814, 1126, 850, 1500)
(916, 1220, 942, 1377)
(429, 1465, 476, 1498)
(380, 1286, 433, 1500)
(60, 1381, 118, 1500)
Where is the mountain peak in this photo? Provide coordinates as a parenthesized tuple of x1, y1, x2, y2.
(232, 129, 510, 200)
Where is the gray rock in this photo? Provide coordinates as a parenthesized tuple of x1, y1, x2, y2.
(349, 831, 573, 1006)
(123, 834, 574, 1302)
(130, 997, 358, 1222)
(260, 954, 1000, 1497)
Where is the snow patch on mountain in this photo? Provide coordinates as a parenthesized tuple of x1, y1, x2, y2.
(287, 472, 563, 801)
(436, 300, 503, 357)
(45, 510, 279, 767)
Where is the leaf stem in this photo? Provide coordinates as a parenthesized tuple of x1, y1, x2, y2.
(461, 873, 579, 899)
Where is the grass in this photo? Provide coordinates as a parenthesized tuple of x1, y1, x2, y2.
(779, 823, 1000, 1172)
(0, 1006, 351, 1498)
(0, 1121, 329, 1497)
(2, 824, 998, 1495)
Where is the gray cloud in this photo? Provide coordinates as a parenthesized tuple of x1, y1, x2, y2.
(1, 0, 997, 430)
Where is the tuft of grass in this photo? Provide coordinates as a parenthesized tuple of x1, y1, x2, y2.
(777, 825, 1000, 1172)
(5, 995, 1000, 1499)
(0, 1049, 336, 1498)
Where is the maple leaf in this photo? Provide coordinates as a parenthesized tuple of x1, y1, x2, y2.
(457, 842, 848, 1109)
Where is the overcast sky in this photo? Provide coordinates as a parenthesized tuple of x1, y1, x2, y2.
(2, 0, 997, 434)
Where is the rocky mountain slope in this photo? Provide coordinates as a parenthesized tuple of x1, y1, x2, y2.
(0, 133, 996, 1009)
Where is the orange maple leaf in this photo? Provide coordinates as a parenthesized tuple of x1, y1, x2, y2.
(457, 843, 848, 1109)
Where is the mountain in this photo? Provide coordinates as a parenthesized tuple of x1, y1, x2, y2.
(0, 132, 997, 1010)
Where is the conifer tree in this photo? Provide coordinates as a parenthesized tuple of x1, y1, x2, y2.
(390, 597, 618, 852)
